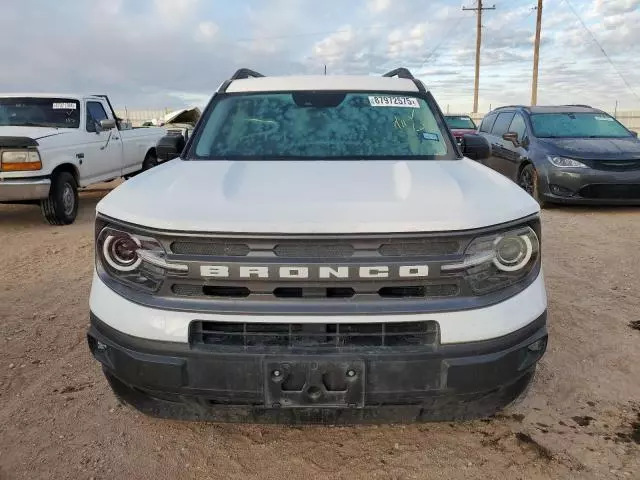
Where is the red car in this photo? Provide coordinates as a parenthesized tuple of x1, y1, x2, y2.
(444, 115, 478, 145)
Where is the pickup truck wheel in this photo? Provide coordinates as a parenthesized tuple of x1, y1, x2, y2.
(142, 152, 158, 171)
(40, 172, 79, 225)
(518, 164, 548, 208)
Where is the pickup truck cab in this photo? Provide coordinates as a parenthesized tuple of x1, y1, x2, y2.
(0, 94, 166, 224)
(88, 68, 548, 423)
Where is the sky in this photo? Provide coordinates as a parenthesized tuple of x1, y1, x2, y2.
(1, 0, 638, 113)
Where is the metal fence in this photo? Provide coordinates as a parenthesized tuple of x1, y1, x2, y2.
(114, 110, 168, 126)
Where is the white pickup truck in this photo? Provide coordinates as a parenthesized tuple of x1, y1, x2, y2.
(0, 94, 166, 225)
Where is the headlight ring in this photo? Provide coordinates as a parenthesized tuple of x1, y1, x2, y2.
(102, 232, 142, 272)
(493, 234, 534, 272)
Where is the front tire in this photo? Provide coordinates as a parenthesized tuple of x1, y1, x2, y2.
(518, 164, 549, 208)
(142, 152, 158, 171)
(40, 172, 79, 225)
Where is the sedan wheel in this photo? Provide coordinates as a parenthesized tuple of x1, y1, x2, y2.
(518, 164, 548, 208)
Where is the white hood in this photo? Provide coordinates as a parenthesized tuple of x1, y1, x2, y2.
(97, 158, 539, 233)
(0, 126, 75, 142)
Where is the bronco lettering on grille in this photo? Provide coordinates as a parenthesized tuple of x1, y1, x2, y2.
(199, 265, 430, 280)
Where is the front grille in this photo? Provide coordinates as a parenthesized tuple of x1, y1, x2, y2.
(171, 241, 250, 256)
(378, 240, 459, 256)
(171, 239, 461, 257)
(190, 320, 439, 350)
(274, 243, 355, 258)
(580, 159, 640, 171)
(171, 281, 461, 300)
(579, 184, 640, 200)
(113, 217, 542, 315)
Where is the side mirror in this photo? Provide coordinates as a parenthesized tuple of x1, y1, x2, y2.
(156, 133, 186, 162)
(502, 132, 519, 146)
(631, 131, 638, 138)
(99, 119, 116, 130)
(461, 134, 491, 161)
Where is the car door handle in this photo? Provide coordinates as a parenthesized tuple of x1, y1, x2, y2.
(113, 136, 119, 140)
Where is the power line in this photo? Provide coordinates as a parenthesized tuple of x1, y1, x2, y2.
(420, 15, 468, 65)
(562, 0, 640, 102)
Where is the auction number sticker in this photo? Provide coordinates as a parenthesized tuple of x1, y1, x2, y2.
(594, 115, 614, 122)
(52, 103, 77, 110)
(368, 96, 420, 108)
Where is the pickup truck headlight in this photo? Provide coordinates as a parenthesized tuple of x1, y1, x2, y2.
(442, 225, 540, 295)
(547, 156, 587, 168)
(1, 150, 42, 171)
(96, 226, 187, 293)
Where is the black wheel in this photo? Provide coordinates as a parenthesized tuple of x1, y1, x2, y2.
(40, 171, 78, 225)
(518, 164, 548, 208)
(142, 151, 158, 171)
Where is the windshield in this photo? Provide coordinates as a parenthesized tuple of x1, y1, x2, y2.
(445, 116, 476, 130)
(530, 112, 631, 139)
(191, 92, 453, 160)
(0, 97, 80, 129)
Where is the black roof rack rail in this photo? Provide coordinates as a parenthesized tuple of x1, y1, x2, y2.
(561, 104, 592, 108)
(382, 68, 426, 93)
(382, 68, 415, 79)
(218, 68, 266, 93)
(230, 68, 266, 80)
(494, 105, 528, 111)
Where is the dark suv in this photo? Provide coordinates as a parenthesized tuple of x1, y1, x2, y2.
(476, 105, 640, 206)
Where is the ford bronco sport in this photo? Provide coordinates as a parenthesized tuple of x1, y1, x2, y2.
(87, 68, 548, 423)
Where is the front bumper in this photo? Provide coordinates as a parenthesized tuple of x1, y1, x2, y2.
(540, 167, 640, 204)
(88, 311, 548, 423)
(0, 177, 50, 202)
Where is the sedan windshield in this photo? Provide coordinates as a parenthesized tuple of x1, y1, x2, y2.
(0, 97, 80, 129)
(191, 92, 454, 160)
(445, 116, 476, 129)
(530, 112, 632, 138)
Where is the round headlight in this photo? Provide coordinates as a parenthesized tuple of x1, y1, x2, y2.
(493, 234, 533, 272)
(103, 233, 141, 272)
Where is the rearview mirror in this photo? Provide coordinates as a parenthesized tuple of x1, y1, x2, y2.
(99, 119, 116, 130)
(461, 134, 491, 161)
(502, 132, 519, 146)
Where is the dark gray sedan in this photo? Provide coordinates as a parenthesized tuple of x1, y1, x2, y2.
(476, 105, 640, 206)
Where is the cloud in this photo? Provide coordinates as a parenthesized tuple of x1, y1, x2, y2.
(0, 0, 638, 113)
(369, 0, 392, 13)
(592, 0, 639, 16)
(153, 0, 200, 27)
(194, 21, 219, 43)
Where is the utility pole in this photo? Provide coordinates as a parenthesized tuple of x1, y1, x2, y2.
(531, 0, 543, 105)
(463, 1, 496, 113)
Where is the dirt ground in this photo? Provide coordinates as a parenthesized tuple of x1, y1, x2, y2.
(1, 185, 639, 480)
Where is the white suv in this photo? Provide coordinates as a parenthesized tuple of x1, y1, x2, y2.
(87, 68, 548, 423)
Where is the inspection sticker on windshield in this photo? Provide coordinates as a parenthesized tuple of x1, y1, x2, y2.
(594, 115, 614, 121)
(52, 103, 76, 110)
(368, 96, 420, 108)
(422, 132, 440, 142)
